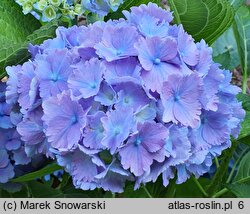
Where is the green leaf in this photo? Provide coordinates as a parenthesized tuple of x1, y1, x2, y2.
(238, 111, 250, 145)
(61, 179, 105, 198)
(175, 178, 210, 198)
(0, 21, 59, 79)
(118, 182, 149, 198)
(228, 0, 245, 10)
(0, 1, 59, 78)
(11, 163, 62, 183)
(213, 149, 250, 197)
(213, 51, 232, 69)
(0, 0, 40, 76)
(206, 140, 238, 196)
(226, 183, 250, 198)
(233, 151, 250, 184)
(119, 0, 160, 10)
(26, 20, 59, 45)
(237, 93, 250, 111)
(212, 27, 240, 69)
(107, 0, 160, 20)
(236, 93, 250, 146)
(168, 0, 235, 45)
(233, 6, 250, 93)
(27, 181, 63, 198)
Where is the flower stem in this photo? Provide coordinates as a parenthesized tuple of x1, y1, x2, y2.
(226, 147, 249, 183)
(215, 157, 220, 168)
(192, 176, 208, 197)
(212, 188, 228, 198)
(143, 186, 153, 198)
(242, 68, 248, 94)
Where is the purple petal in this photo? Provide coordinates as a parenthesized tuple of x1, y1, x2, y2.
(68, 58, 104, 98)
(101, 107, 134, 154)
(42, 92, 87, 151)
(161, 73, 202, 127)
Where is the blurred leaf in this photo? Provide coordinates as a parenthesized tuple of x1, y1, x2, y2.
(175, 178, 210, 198)
(0, 185, 29, 198)
(60, 178, 105, 198)
(237, 93, 250, 111)
(0, 0, 59, 78)
(27, 181, 63, 198)
(168, 0, 235, 45)
(118, 182, 149, 198)
(238, 111, 250, 145)
(226, 183, 250, 197)
(59, 173, 70, 190)
(99, 150, 113, 164)
(212, 27, 240, 69)
(228, 0, 246, 10)
(233, 151, 250, 184)
(226, 143, 250, 184)
(213, 51, 232, 69)
(232, 143, 250, 163)
(119, 0, 160, 9)
(206, 141, 238, 196)
(11, 163, 62, 183)
(233, 6, 250, 91)
(236, 93, 250, 145)
(107, 0, 160, 20)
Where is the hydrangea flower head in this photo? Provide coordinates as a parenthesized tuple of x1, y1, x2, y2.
(2, 3, 245, 192)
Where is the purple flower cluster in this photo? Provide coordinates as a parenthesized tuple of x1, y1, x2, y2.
(0, 81, 31, 183)
(2, 3, 245, 192)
